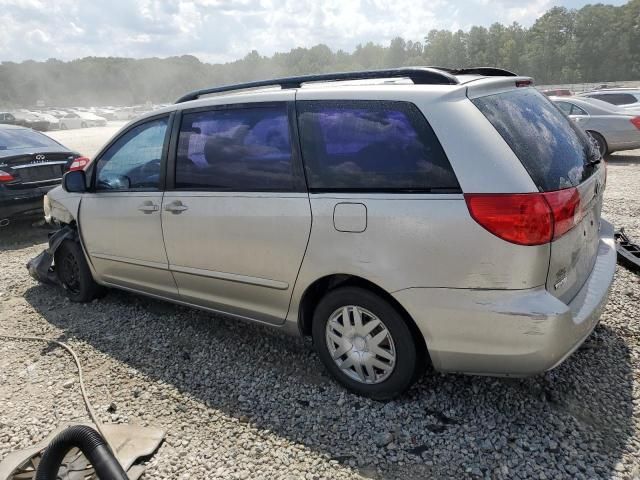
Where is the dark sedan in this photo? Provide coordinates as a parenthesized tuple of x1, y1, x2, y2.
(0, 124, 89, 223)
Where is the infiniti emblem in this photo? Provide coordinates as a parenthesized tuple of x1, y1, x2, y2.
(35, 154, 46, 161)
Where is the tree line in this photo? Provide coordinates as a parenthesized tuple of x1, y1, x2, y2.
(1, 1, 638, 108)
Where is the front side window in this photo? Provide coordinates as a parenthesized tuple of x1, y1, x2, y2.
(296, 100, 459, 192)
(95, 117, 168, 191)
(175, 104, 295, 191)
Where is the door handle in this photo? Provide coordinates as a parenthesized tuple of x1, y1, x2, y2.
(165, 200, 189, 214)
(137, 201, 159, 214)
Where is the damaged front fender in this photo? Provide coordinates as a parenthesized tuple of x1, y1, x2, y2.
(44, 186, 81, 225)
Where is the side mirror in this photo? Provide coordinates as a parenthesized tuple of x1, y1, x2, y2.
(62, 170, 87, 193)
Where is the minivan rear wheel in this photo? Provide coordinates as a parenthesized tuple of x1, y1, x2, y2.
(312, 287, 418, 400)
(55, 240, 104, 302)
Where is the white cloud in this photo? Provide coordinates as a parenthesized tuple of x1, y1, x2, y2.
(0, 0, 626, 63)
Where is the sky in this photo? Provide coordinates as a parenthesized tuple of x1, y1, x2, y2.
(0, 0, 628, 64)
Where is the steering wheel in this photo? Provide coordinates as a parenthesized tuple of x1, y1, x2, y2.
(139, 159, 161, 177)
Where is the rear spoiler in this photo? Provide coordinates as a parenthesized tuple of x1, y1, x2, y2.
(465, 76, 535, 99)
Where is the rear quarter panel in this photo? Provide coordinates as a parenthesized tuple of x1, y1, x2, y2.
(287, 193, 550, 323)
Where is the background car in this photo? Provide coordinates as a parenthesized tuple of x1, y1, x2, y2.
(33, 112, 61, 130)
(542, 88, 572, 96)
(0, 124, 88, 222)
(551, 96, 640, 155)
(11, 111, 50, 131)
(579, 88, 640, 110)
(0, 112, 16, 125)
(59, 111, 107, 129)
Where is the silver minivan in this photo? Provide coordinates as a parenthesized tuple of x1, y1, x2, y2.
(44, 68, 616, 399)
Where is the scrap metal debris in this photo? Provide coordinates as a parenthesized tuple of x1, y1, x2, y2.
(615, 228, 640, 272)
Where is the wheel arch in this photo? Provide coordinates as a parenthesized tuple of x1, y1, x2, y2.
(586, 129, 608, 155)
(297, 274, 429, 362)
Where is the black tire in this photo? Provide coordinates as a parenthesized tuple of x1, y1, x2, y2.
(312, 286, 419, 400)
(587, 130, 608, 157)
(54, 240, 104, 302)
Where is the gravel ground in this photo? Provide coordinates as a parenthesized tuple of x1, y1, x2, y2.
(0, 149, 639, 479)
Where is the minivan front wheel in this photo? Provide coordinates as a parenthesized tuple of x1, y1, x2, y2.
(312, 287, 418, 400)
(55, 240, 104, 302)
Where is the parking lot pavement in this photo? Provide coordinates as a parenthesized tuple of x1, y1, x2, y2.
(46, 121, 127, 157)
(0, 150, 639, 479)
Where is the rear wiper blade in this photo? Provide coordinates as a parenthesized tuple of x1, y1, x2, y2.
(586, 158, 602, 167)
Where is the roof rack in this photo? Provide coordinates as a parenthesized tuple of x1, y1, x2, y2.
(175, 66, 518, 104)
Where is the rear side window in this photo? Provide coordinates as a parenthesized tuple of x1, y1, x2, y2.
(590, 93, 637, 105)
(176, 105, 296, 191)
(472, 89, 596, 191)
(297, 100, 459, 192)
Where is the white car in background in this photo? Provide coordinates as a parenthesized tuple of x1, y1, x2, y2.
(33, 112, 61, 130)
(59, 111, 107, 129)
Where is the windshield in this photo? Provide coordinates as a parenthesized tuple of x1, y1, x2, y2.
(0, 127, 63, 151)
(472, 88, 599, 191)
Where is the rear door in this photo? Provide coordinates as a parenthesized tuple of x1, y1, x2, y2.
(472, 88, 605, 303)
(79, 114, 178, 298)
(161, 95, 311, 324)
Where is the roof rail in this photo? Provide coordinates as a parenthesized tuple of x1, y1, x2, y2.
(175, 67, 458, 103)
(437, 67, 517, 77)
(175, 66, 518, 104)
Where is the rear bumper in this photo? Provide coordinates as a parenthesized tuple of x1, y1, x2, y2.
(393, 219, 617, 376)
(0, 186, 51, 219)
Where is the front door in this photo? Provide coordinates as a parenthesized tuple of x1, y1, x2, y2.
(161, 97, 311, 324)
(79, 115, 178, 299)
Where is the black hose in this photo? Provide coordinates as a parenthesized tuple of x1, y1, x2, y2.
(35, 425, 128, 480)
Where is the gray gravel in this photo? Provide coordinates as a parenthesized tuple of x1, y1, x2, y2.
(1, 150, 639, 479)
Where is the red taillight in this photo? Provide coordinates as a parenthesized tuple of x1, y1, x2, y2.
(543, 188, 582, 240)
(69, 156, 90, 171)
(0, 169, 14, 182)
(464, 187, 582, 246)
(464, 193, 553, 245)
(631, 117, 640, 130)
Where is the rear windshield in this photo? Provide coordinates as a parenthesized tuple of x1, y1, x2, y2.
(0, 128, 62, 151)
(472, 88, 597, 191)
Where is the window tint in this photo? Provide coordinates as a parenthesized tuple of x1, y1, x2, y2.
(591, 93, 637, 105)
(472, 89, 597, 191)
(95, 117, 168, 191)
(297, 101, 459, 192)
(175, 105, 295, 191)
